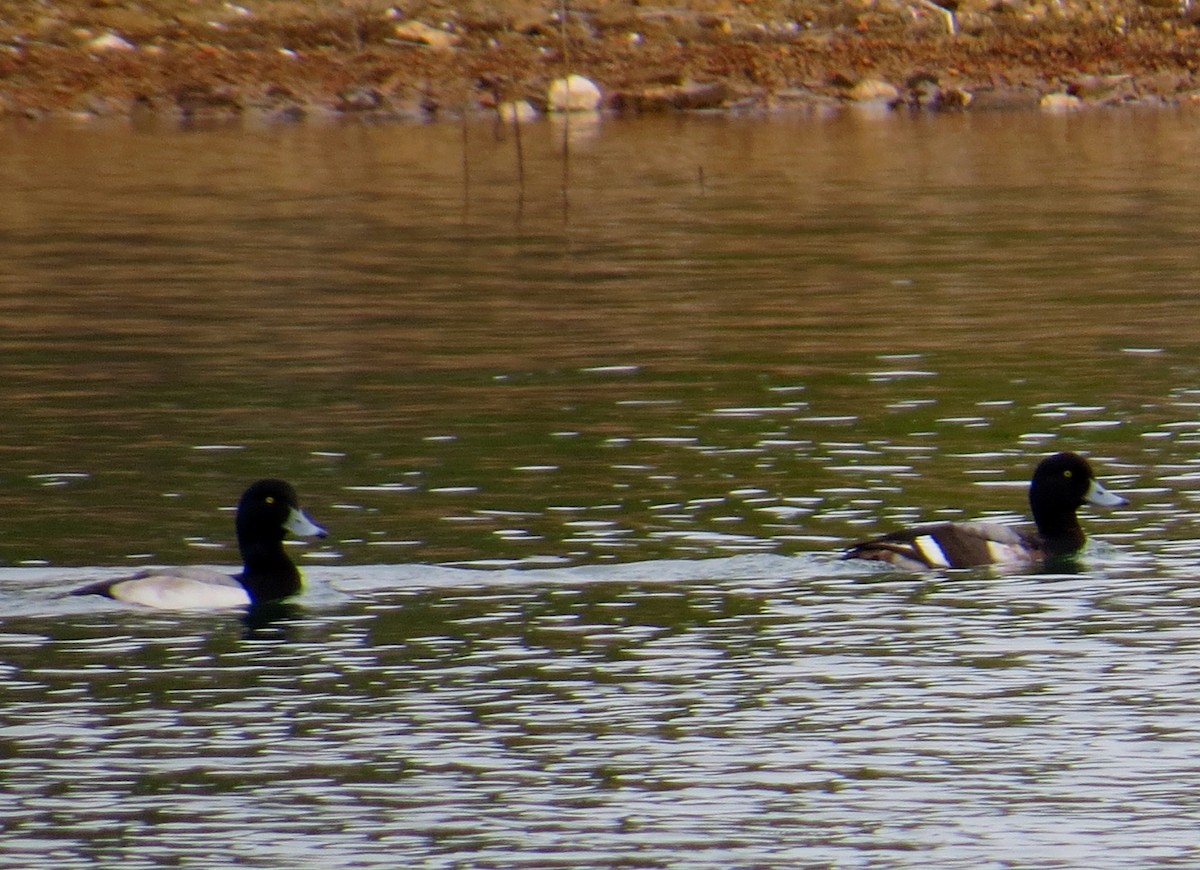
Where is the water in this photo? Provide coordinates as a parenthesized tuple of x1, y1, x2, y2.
(3, 109, 1200, 866)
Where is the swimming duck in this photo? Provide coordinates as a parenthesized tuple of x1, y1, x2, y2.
(843, 452, 1127, 569)
(72, 479, 326, 609)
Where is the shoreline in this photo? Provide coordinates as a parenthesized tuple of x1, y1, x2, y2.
(4, 2, 1200, 123)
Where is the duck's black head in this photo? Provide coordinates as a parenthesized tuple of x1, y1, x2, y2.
(1028, 452, 1126, 548)
(235, 479, 326, 602)
(236, 479, 326, 545)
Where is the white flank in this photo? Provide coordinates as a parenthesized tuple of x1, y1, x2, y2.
(110, 575, 250, 610)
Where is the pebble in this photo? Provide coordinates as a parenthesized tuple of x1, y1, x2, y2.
(1068, 74, 1134, 102)
(498, 100, 538, 124)
(393, 20, 460, 51)
(547, 74, 603, 112)
(335, 87, 384, 113)
(612, 81, 729, 112)
(848, 78, 899, 102)
(1039, 92, 1083, 112)
(88, 32, 136, 52)
(937, 87, 973, 109)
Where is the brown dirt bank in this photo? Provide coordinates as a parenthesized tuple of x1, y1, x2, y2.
(4, 1, 1200, 121)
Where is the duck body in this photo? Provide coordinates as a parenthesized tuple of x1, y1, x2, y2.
(844, 521, 1043, 571)
(844, 452, 1126, 570)
(72, 479, 326, 610)
(86, 567, 253, 610)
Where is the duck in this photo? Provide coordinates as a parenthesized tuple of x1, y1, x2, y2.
(843, 451, 1127, 570)
(72, 479, 326, 609)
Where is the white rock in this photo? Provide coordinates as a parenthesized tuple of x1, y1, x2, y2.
(848, 78, 898, 102)
(394, 20, 460, 50)
(88, 31, 136, 52)
(1040, 92, 1082, 112)
(498, 100, 538, 124)
(547, 74, 602, 112)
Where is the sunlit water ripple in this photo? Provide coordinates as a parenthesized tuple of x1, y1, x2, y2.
(0, 550, 1198, 868)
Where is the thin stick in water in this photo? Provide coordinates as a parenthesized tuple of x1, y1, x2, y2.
(461, 96, 470, 219)
(559, 0, 571, 224)
(511, 99, 526, 221)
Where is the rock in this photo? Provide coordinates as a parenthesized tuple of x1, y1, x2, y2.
(848, 78, 899, 103)
(335, 87, 385, 113)
(1040, 92, 1083, 112)
(1068, 75, 1134, 102)
(255, 84, 307, 122)
(498, 100, 538, 124)
(88, 31, 136, 52)
(1140, 71, 1184, 100)
(771, 87, 818, 106)
(393, 20, 460, 51)
(174, 84, 242, 118)
(266, 104, 307, 124)
(73, 94, 127, 117)
(547, 75, 602, 112)
(936, 87, 973, 110)
(906, 72, 942, 109)
(903, 74, 973, 111)
(967, 87, 1041, 112)
(663, 81, 729, 110)
(770, 88, 842, 117)
(611, 81, 728, 113)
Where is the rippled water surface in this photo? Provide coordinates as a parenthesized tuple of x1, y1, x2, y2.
(4, 110, 1200, 866)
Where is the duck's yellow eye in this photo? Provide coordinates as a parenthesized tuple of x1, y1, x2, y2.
(1063, 470, 1073, 479)
(265, 496, 275, 504)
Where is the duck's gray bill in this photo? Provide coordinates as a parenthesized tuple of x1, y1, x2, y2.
(285, 507, 327, 538)
(1086, 478, 1128, 508)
